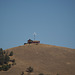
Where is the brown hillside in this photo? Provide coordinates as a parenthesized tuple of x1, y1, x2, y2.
(0, 44, 75, 75)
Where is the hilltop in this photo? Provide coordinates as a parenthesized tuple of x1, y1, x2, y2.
(0, 44, 75, 75)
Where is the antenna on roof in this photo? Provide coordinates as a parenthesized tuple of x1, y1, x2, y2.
(33, 32, 37, 40)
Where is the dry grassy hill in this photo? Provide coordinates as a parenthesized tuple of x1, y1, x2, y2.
(0, 44, 75, 75)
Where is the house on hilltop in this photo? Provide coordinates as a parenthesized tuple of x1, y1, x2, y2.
(28, 39, 40, 44)
(24, 39, 40, 45)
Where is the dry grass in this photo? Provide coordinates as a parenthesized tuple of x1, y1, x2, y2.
(0, 44, 75, 75)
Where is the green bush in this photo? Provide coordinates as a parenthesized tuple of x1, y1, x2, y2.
(26, 66, 33, 73)
(8, 64, 11, 68)
(0, 48, 4, 65)
(2, 65, 9, 71)
(0, 55, 5, 65)
(4, 54, 10, 64)
(12, 59, 15, 62)
(0, 48, 3, 55)
(12, 59, 16, 65)
(9, 51, 13, 56)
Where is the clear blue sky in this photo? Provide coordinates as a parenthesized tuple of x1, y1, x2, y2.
(0, 0, 75, 50)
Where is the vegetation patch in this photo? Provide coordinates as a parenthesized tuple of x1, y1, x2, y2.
(0, 48, 16, 71)
(21, 66, 60, 75)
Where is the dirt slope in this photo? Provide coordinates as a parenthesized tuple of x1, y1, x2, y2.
(0, 44, 75, 75)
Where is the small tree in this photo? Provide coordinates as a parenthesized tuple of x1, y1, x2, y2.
(9, 51, 13, 56)
(0, 48, 4, 65)
(0, 55, 4, 65)
(2, 65, 9, 71)
(8, 64, 11, 68)
(26, 67, 33, 75)
(12, 59, 16, 65)
(12, 59, 15, 62)
(0, 48, 3, 55)
(4, 54, 10, 64)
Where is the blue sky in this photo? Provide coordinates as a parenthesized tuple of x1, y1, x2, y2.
(0, 0, 75, 49)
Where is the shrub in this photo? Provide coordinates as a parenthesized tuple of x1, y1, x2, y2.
(12, 59, 16, 65)
(0, 55, 5, 65)
(4, 54, 10, 64)
(9, 51, 13, 56)
(8, 64, 11, 68)
(0, 48, 3, 55)
(2, 65, 9, 71)
(12, 59, 15, 62)
(26, 66, 33, 73)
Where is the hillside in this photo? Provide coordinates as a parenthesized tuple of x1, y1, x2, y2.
(0, 44, 75, 75)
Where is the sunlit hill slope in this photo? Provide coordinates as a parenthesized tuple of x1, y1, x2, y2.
(0, 44, 75, 75)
